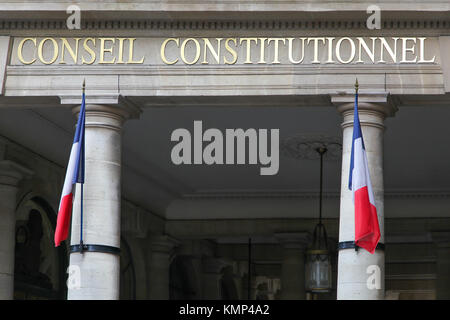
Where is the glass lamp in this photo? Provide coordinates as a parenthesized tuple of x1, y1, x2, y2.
(305, 147, 332, 293)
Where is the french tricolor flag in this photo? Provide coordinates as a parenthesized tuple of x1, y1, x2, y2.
(348, 91, 380, 254)
(54, 91, 85, 247)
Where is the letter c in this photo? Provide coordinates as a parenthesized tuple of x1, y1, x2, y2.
(160, 38, 179, 65)
(17, 38, 37, 65)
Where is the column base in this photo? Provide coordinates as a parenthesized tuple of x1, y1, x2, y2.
(70, 244, 121, 255)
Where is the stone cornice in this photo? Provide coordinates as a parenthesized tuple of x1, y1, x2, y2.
(6, 64, 443, 76)
(0, 19, 449, 32)
(6, 64, 444, 100)
(0, 1, 450, 18)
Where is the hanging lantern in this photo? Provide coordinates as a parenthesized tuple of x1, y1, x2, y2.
(305, 147, 332, 293)
(305, 223, 332, 293)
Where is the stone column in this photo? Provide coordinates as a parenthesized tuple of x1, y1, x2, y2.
(332, 92, 397, 300)
(275, 232, 310, 300)
(232, 271, 244, 300)
(202, 257, 228, 299)
(177, 240, 206, 299)
(235, 261, 249, 300)
(147, 235, 179, 299)
(189, 256, 204, 299)
(432, 232, 450, 300)
(68, 103, 139, 300)
(0, 161, 32, 300)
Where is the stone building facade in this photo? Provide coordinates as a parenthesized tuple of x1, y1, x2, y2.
(0, 1, 450, 300)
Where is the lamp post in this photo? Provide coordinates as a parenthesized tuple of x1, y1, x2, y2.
(305, 147, 332, 293)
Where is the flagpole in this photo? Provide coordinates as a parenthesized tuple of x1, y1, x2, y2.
(80, 79, 85, 253)
(354, 78, 359, 252)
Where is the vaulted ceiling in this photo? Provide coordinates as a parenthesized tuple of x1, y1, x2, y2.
(1, 94, 450, 220)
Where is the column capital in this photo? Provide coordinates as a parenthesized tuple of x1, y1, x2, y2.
(67, 96, 141, 130)
(330, 92, 398, 118)
(70, 100, 141, 132)
(73, 96, 140, 117)
(275, 232, 311, 249)
(0, 160, 33, 186)
(150, 235, 180, 254)
(61, 94, 141, 119)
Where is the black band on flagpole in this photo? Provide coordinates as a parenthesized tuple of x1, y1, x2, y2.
(337, 241, 385, 252)
(70, 244, 121, 255)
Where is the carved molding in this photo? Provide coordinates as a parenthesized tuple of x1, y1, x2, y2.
(7, 65, 443, 76)
(0, 19, 449, 31)
(280, 134, 342, 161)
(182, 190, 450, 200)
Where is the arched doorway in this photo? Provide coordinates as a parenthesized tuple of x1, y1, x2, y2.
(14, 197, 68, 300)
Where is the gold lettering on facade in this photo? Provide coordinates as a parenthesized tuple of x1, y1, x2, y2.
(401, 37, 418, 63)
(181, 38, 201, 65)
(258, 38, 267, 64)
(224, 38, 237, 65)
(99, 38, 116, 64)
(379, 37, 399, 63)
(38, 38, 58, 65)
(239, 38, 258, 64)
(418, 37, 436, 63)
(287, 38, 306, 64)
(356, 37, 376, 63)
(335, 37, 355, 64)
(127, 38, 145, 64)
(267, 38, 285, 64)
(60, 38, 80, 64)
(14, 36, 437, 66)
(17, 37, 37, 65)
(325, 37, 335, 63)
(202, 38, 222, 64)
(82, 38, 96, 64)
(116, 38, 126, 64)
(307, 37, 325, 64)
(161, 38, 179, 65)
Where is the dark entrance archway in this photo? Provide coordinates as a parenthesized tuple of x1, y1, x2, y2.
(14, 196, 68, 300)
